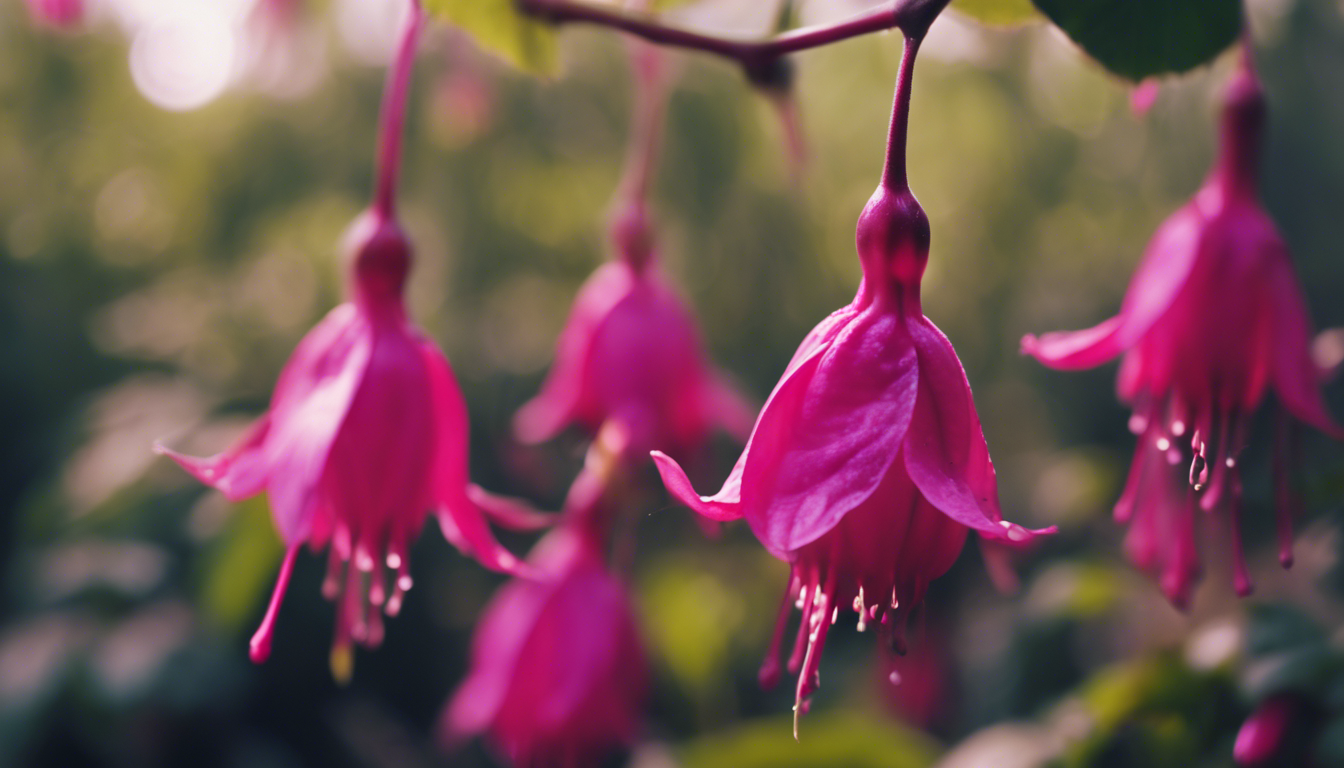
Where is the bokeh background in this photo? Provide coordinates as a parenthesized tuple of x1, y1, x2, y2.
(3, 0, 1344, 766)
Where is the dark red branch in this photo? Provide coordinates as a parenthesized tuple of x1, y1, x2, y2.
(518, 0, 950, 80)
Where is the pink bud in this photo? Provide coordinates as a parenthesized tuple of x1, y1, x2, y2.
(1234, 694, 1297, 766)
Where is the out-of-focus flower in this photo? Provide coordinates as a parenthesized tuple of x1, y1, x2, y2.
(239, 0, 328, 100)
(1234, 693, 1298, 766)
(878, 639, 946, 728)
(1023, 47, 1343, 608)
(157, 211, 535, 680)
(24, 0, 82, 29)
(654, 32, 1050, 730)
(514, 201, 754, 465)
(1129, 79, 1160, 116)
(442, 524, 647, 768)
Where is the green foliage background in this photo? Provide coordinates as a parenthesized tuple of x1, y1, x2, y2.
(2, 1, 1344, 767)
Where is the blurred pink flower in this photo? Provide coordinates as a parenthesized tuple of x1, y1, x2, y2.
(654, 179, 1049, 729)
(1234, 693, 1297, 766)
(1129, 79, 1160, 116)
(24, 0, 82, 29)
(442, 524, 647, 768)
(514, 203, 754, 464)
(1023, 48, 1343, 608)
(878, 639, 946, 728)
(157, 211, 535, 679)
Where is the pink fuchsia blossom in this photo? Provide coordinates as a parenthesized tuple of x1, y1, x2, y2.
(513, 201, 754, 464)
(156, 211, 537, 679)
(24, 0, 82, 29)
(1022, 47, 1343, 608)
(515, 39, 752, 468)
(652, 32, 1051, 731)
(156, 5, 541, 679)
(442, 524, 647, 768)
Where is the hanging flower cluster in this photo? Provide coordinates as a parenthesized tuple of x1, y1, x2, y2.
(106, 0, 1341, 758)
(1023, 48, 1343, 608)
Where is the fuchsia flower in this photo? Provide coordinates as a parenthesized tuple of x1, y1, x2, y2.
(652, 33, 1050, 730)
(516, 40, 752, 466)
(1023, 48, 1343, 608)
(157, 210, 533, 678)
(24, 0, 82, 29)
(156, 5, 538, 678)
(514, 201, 754, 462)
(442, 523, 647, 768)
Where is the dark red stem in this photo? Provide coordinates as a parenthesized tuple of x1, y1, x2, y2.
(519, 0, 950, 78)
(882, 33, 920, 192)
(373, 2, 426, 218)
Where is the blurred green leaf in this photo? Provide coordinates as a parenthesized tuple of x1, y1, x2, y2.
(953, 0, 1040, 25)
(1246, 604, 1326, 656)
(1030, 0, 1241, 80)
(680, 710, 940, 768)
(1315, 717, 1344, 767)
(638, 552, 772, 699)
(197, 496, 284, 631)
(1068, 656, 1238, 768)
(1245, 646, 1340, 699)
(425, 0, 559, 75)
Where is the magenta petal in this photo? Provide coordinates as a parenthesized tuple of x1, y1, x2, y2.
(513, 264, 628, 444)
(1267, 258, 1344, 439)
(321, 327, 438, 562)
(651, 312, 850, 527)
(1026, 203, 1205, 371)
(651, 449, 744, 521)
(263, 309, 371, 544)
(905, 319, 1032, 539)
(420, 339, 527, 576)
(1022, 316, 1126, 370)
(467, 484, 558, 531)
(153, 416, 272, 502)
(743, 309, 920, 555)
(443, 577, 550, 739)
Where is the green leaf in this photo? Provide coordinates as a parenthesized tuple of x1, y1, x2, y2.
(952, 0, 1040, 25)
(197, 496, 284, 631)
(424, 0, 559, 76)
(1246, 604, 1326, 657)
(1030, 0, 1241, 81)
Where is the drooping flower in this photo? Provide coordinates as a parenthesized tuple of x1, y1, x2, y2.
(155, 4, 540, 678)
(157, 211, 536, 678)
(652, 31, 1050, 730)
(515, 36, 752, 467)
(513, 198, 754, 466)
(441, 523, 647, 768)
(24, 0, 82, 29)
(1022, 47, 1343, 608)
